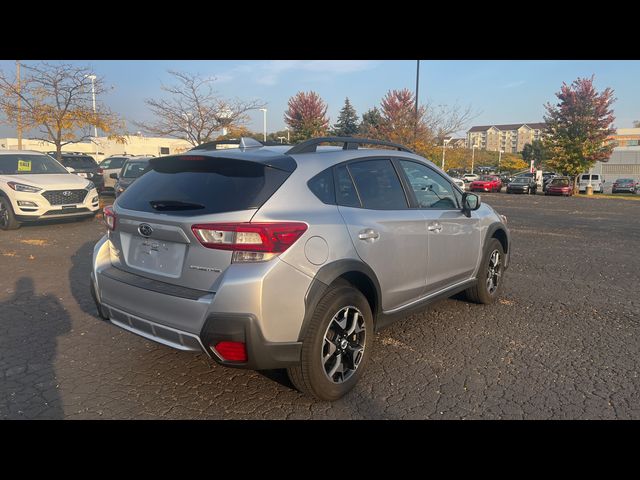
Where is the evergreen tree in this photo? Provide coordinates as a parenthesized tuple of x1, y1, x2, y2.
(359, 107, 383, 137)
(331, 98, 359, 137)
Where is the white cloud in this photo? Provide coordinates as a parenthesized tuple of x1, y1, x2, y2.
(226, 60, 379, 86)
(502, 80, 526, 89)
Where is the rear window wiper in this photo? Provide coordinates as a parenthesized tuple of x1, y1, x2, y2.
(149, 200, 206, 211)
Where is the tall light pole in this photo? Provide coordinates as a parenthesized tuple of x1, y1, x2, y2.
(259, 108, 267, 142)
(414, 60, 420, 141)
(16, 60, 22, 150)
(286, 127, 290, 143)
(85, 74, 98, 154)
(498, 149, 504, 172)
(471, 144, 478, 175)
(441, 138, 450, 170)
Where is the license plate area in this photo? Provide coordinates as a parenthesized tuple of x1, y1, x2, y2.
(125, 234, 186, 278)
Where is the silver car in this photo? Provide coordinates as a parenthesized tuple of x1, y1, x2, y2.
(91, 137, 511, 401)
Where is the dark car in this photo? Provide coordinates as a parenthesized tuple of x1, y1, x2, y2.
(612, 178, 638, 194)
(49, 152, 105, 192)
(506, 175, 537, 194)
(113, 157, 152, 197)
(544, 176, 573, 196)
(542, 172, 558, 192)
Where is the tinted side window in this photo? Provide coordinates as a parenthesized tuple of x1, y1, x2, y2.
(348, 159, 407, 210)
(308, 168, 335, 204)
(399, 160, 458, 209)
(335, 164, 360, 207)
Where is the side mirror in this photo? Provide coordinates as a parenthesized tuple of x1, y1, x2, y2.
(461, 192, 481, 217)
(66, 167, 75, 173)
(110, 172, 118, 179)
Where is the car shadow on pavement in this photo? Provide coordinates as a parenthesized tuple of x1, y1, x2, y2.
(69, 240, 101, 317)
(0, 277, 71, 419)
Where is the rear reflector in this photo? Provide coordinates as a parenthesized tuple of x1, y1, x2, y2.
(192, 222, 307, 259)
(214, 341, 247, 362)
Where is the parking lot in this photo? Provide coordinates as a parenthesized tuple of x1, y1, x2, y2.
(1, 192, 639, 419)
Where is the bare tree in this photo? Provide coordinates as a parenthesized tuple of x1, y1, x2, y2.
(135, 71, 265, 146)
(423, 101, 479, 143)
(0, 61, 124, 160)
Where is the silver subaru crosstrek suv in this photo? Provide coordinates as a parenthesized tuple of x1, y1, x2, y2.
(91, 137, 510, 401)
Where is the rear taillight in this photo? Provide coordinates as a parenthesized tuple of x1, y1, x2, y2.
(214, 341, 247, 362)
(191, 222, 307, 263)
(103, 205, 116, 231)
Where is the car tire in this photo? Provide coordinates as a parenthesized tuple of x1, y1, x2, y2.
(0, 196, 20, 230)
(287, 284, 373, 401)
(464, 238, 505, 305)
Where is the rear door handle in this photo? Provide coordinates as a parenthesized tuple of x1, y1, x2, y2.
(358, 229, 380, 241)
(428, 223, 443, 232)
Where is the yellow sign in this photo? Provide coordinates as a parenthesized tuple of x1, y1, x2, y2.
(17, 160, 32, 172)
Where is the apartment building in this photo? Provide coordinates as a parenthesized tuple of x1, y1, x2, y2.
(466, 123, 546, 153)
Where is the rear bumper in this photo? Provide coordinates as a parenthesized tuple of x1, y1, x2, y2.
(91, 237, 308, 370)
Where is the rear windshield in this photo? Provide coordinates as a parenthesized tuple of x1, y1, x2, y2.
(121, 161, 150, 178)
(616, 178, 633, 183)
(102, 157, 127, 169)
(480, 175, 495, 181)
(512, 177, 529, 184)
(0, 154, 68, 175)
(550, 178, 569, 186)
(60, 156, 97, 169)
(117, 156, 291, 215)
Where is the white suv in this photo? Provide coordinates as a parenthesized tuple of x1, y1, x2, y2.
(0, 150, 100, 230)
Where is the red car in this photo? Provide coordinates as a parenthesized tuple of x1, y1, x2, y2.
(545, 177, 573, 196)
(470, 175, 502, 193)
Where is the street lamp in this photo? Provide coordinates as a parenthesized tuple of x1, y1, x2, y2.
(259, 108, 267, 142)
(471, 144, 478, 175)
(441, 138, 451, 170)
(286, 127, 290, 143)
(85, 74, 98, 155)
(498, 149, 504, 172)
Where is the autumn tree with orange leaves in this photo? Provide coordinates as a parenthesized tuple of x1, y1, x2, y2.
(284, 91, 330, 142)
(0, 62, 125, 160)
(543, 76, 616, 192)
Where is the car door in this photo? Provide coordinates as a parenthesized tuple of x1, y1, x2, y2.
(336, 159, 428, 311)
(396, 159, 481, 295)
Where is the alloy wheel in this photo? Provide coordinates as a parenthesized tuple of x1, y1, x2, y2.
(321, 306, 366, 384)
(0, 201, 8, 228)
(486, 249, 502, 295)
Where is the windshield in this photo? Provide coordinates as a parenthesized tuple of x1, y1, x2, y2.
(512, 178, 529, 184)
(121, 161, 150, 178)
(616, 178, 633, 184)
(550, 178, 569, 187)
(59, 156, 97, 169)
(0, 154, 68, 175)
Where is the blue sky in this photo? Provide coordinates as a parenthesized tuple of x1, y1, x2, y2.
(1, 60, 638, 138)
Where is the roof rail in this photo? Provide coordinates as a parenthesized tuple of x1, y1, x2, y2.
(285, 137, 415, 155)
(190, 137, 263, 151)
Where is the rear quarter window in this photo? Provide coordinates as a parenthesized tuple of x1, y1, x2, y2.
(308, 168, 335, 204)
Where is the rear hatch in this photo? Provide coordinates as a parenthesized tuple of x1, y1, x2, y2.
(109, 154, 293, 292)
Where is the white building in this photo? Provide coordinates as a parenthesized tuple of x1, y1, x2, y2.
(0, 135, 194, 163)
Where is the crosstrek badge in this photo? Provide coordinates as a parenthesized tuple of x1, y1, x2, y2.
(17, 160, 32, 172)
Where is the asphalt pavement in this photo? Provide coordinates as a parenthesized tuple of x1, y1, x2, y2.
(1, 192, 639, 419)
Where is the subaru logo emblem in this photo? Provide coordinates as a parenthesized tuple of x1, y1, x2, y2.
(138, 223, 153, 237)
(62, 191, 72, 196)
